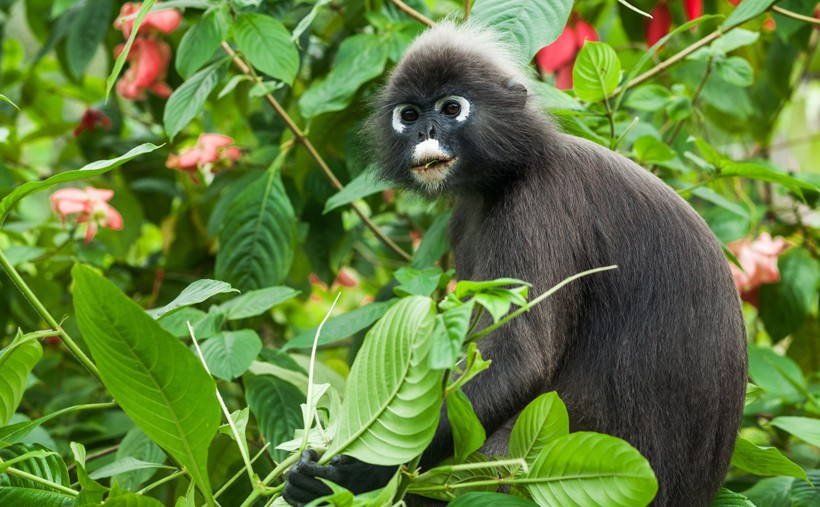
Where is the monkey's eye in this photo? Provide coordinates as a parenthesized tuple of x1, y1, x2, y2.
(401, 108, 419, 122)
(442, 101, 461, 116)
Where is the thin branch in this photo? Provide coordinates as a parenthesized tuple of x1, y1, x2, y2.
(220, 43, 412, 261)
(665, 56, 713, 143)
(772, 5, 820, 25)
(464, 0, 471, 21)
(390, 0, 434, 26)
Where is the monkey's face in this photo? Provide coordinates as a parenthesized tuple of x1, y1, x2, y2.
(388, 95, 471, 193)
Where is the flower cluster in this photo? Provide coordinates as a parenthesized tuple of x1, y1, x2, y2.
(535, 13, 598, 90)
(113, 2, 181, 100)
(50, 187, 123, 242)
(728, 233, 789, 307)
(166, 134, 242, 183)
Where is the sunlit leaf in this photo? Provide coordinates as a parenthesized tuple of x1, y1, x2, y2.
(200, 330, 262, 380)
(509, 392, 569, 474)
(176, 4, 229, 78)
(769, 417, 820, 448)
(731, 436, 810, 482)
(163, 60, 225, 139)
(447, 389, 485, 464)
(146, 279, 237, 319)
(215, 286, 299, 320)
(0, 334, 42, 426)
(234, 13, 299, 84)
(573, 41, 622, 103)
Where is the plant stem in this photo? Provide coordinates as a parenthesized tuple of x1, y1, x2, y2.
(240, 452, 301, 507)
(4, 466, 79, 496)
(603, 97, 616, 149)
(137, 469, 186, 494)
(220, 43, 412, 262)
(390, 0, 434, 26)
(394, 454, 422, 502)
(665, 56, 713, 144)
(0, 247, 102, 382)
(215, 444, 270, 499)
(772, 5, 820, 25)
(463, 0, 471, 21)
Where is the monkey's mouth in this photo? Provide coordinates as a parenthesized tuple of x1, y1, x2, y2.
(411, 157, 456, 184)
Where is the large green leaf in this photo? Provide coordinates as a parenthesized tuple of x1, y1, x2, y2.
(0, 488, 73, 506)
(747, 345, 806, 402)
(770, 417, 820, 448)
(113, 427, 167, 491)
(446, 389, 485, 464)
(0, 143, 160, 223)
(66, 0, 113, 79)
(299, 34, 389, 118)
(759, 248, 820, 341)
(200, 330, 262, 380)
(163, 60, 225, 139)
(72, 264, 220, 502)
(215, 286, 299, 320)
(215, 169, 295, 292)
(325, 296, 441, 465)
(284, 300, 397, 350)
(709, 488, 757, 506)
(176, 4, 229, 78)
(508, 392, 569, 474)
(731, 436, 809, 482)
(245, 374, 304, 462)
(233, 13, 299, 84)
(323, 169, 392, 214)
(0, 443, 70, 491)
(721, 0, 778, 29)
(470, 0, 573, 61)
(742, 477, 792, 507)
(525, 432, 658, 506)
(448, 492, 538, 506)
(719, 163, 818, 201)
(0, 335, 42, 426)
(412, 210, 453, 270)
(791, 470, 820, 507)
(146, 279, 237, 319)
(573, 41, 622, 103)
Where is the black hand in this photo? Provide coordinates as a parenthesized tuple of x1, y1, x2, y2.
(283, 450, 398, 506)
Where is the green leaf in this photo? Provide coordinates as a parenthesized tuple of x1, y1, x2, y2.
(393, 267, 445, 297)
(0, 402, 108, 447)
(446, 389, 486, 464)
(299, 34, 388, 119)
(233, 13, 299, 84)
(454, 278, 530, 299)
(146, 279, 238, 319)
(525, 432, 658, 506)
(429, 300, 474, 369)
(720, 163, 818, 201)
(722, 0, 778, 29)
(0, 488, 74, 506)
(326, 297, 441, 465)
(245, 374, 304, 462)
(103, 490, 165, 506)
(163, 60, 224, 139)
(530, 81, 585, 112)
(731, 436, 810, 482)
(470, 0, 573, 61)
(215, 169, 296, 292)
(770, 417, 820, 448)
(634, 135, 676, 164)
(790, 470, 820, 507)
(200, 330, 262, 380)
(509, 392, 569, 474)
(176, 4, 229, 78)
(89, 458, 173, 480)
(72, 264, 221, 502)
(291, 0, 332, 41)
(0, 94, 19, 110)
(709, 488, 757, 506)
(323, 169, 392, 214)
(0, 143, 160, 224)
(106, 0, 157, 98)
(573, 41, 622, 103)
(284, 300, 397, 350)
(66, 0, 113, 79)
(759, 248, 820, 341)
(473, 291, 514, 323)
(625, 85, 672, 111)
(412, 211, 453, 269)
(716, 57, 754, 87)
(747, 345, 806, 402)
(0, 443, 70, 490)
(745, 383, 765, 405)
(114, 427, 166, 491)
(0, 334, 42, 426)
(215, 286, 299, 320)
(742, 477, 792, 507)
(448, 492, 539, 506)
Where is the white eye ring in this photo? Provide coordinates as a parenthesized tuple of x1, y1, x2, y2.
(392, 104, 417, 133)
(435, 96, 470, 122)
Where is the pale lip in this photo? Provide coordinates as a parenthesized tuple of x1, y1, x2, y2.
(411, 157, 456, 185)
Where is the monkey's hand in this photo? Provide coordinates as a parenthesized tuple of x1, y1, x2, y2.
(282, 450, 398, 507)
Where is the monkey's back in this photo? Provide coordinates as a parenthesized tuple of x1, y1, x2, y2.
(450, 134, 747, 507)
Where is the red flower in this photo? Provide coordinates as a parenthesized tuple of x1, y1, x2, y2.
(50, 187, 124, 242)
(684, 0, 703, 20)
(73, 108, 112, 137)
(114, 2, 182, 38)
(728, 233, 789, 307)
(115, 37, 173, 100)
(535, 14, 599, 90)
(727, 0, 741, 6)
(646, 3, 672, 47)
(166, 134, 242, 183)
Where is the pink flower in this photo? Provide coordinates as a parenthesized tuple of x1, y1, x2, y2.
(115, 37, 173, 100)
(684, 0, 703, 20)
(114, 2, 182, 38)
(646, 3, 672, 47)
(166, 134, 242, 182)
(535, 14, 599, 90)
(728, 233, 789, 306)
(73, 108, 112, 137)
(50, 187, 124, 242)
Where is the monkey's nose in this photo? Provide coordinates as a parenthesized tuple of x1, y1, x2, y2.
(418, 123, 436, 141)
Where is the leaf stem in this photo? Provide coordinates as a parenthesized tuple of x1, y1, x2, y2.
(394, 454, 422, 501)
(219, 43, 412, 262)
(137, 469, 187, 495)
(0, 248, 101, 381)
(389, 0, 434, 26)
(241, 452, 301, 507)
(772, 5, 820, 25)
(215, 444, 271, 499)
(464, 0, 471, 21)
(665, 56, 713, 144)
(3, 466, 79, 496)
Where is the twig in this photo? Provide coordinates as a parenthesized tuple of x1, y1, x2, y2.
(665, 56, 713, 143)
(390, 0, 434, 26)
(464, 0, 471, 21)
(772, 5, 820, 25)
(220, 42, 412, 261)
(66, 445, 119, 472)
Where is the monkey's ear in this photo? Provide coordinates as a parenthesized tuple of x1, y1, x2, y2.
(505, 79, 528, 109)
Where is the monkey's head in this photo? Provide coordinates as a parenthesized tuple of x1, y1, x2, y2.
(369, 21, 548, 197)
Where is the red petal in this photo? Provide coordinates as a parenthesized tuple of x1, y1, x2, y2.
(535, 28, 577, 73)
(684, 0, 703, 20)
(645, 4, 672, 48)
